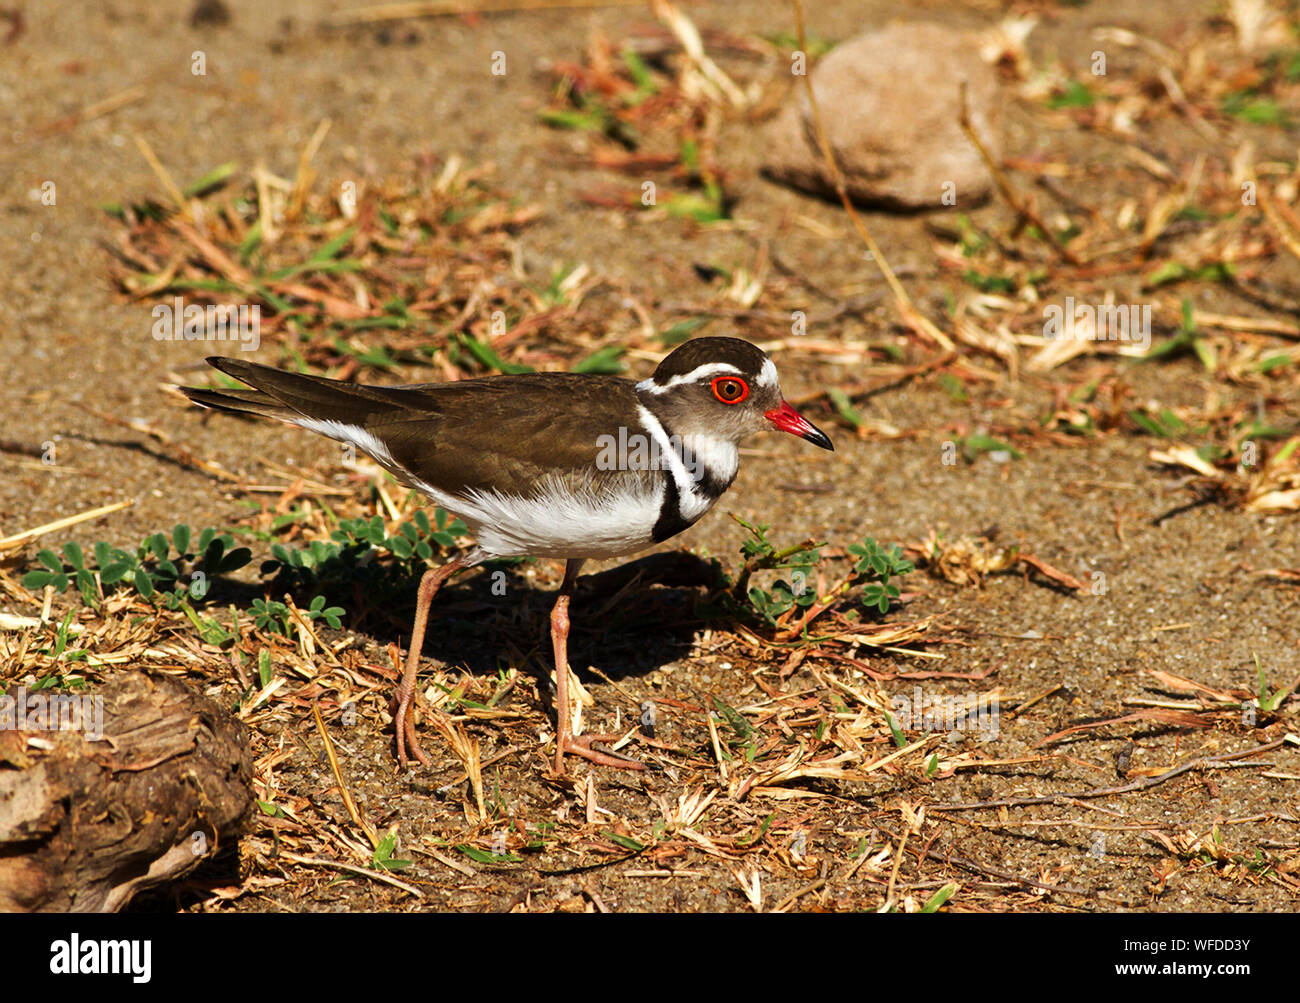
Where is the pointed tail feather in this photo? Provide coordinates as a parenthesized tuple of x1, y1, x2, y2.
(179, 384, 298, 420)
(184, 357, 413, 426)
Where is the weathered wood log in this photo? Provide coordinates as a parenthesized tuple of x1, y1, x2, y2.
(0, 670, 252, 911)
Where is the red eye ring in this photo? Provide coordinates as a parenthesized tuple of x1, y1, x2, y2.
(711, 376, 749, 405)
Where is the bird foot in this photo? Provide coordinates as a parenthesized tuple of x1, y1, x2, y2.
(557, 733, 647, 772)
(391, 686, 433, 769)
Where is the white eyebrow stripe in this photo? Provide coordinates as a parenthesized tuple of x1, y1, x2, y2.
(758, 357, 778, 389)
(636, 362, 743, 395)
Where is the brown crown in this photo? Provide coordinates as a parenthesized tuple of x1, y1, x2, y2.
(651, 337, 769, 383)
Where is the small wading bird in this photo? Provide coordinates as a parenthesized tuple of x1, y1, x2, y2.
(182, 337, 833, 773)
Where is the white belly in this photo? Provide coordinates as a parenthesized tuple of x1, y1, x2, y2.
(421, 471, 667, 559)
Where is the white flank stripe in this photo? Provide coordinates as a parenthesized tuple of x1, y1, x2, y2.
(296, 419, 397, 466)
(636, 405, 716, 522)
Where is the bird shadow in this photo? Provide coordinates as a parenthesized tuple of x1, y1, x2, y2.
(396, 551, 723, 689)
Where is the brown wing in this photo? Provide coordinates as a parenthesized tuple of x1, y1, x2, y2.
(187, 359, 651, 498)
(367, 375, 654, 497)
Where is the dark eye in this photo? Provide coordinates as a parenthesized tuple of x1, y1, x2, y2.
(711, 376, 749, 405)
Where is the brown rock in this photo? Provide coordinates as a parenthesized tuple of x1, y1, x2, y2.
(763, 22, 1002, 211)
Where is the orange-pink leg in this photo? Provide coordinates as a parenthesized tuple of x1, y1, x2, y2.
(551, 558, 646, 773)
(394, 551, 475, 768)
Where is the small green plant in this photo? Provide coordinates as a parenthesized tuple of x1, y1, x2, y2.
(664, 184, 728, 223)
(454, 332, 535, 374)
(30, 611, 90, 670)
(712, 695, 754, 744)
(763, 30, 835, 58)
(1255, 653, 1291, 714)
(657, 316, 712, 346)
(248, 595, 344, 637)
(22, 525, 250, 610)
(960, 268, 1017, 294)
(603, 831, 646, 852)
(244, 508, 468, 637)
(1221, 92, 1289, 127)
(456, 843, 523, 864)
(249, 599, 291, 635)
(737, 813, 775, 847)
(1141, 298, 1216, 371)
(732, 518, 822, 627)
(921, 882, 959, 913)
(884, 711, 907, 749)
(538, 92, 638, 148)
(826, 387, 867, 430)
(572, 344, 626, 374)
(1145, 260, 1234, 289)
(730, 519, 914, 625)
(1045, 79, 1095, 109)
(259, 509, 467, 588)
(937, 372, 969, 404)
(370, 833, 413, 871)
(954, 214, 989, 257)
(177, 598, 236, 646)
(954, 434, 1024, 464)
(848, 539, 915, 614)
(1127, 407, 1189, 439)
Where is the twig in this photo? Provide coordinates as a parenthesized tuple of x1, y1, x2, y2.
(0, 499, 135, 555)
(311, 703, 380, 850)
(879, 828, 909, 913)
(785, 352, 955, 407)
(34, 84, 146, 137)
(772, 868, 827, 912)
(707, 709, 728, 784)
(1006, 682, 1063, 720)
(435, 744, 523, 793)
(288, 119, 332, 221)
(421, 847, 476, 877)
(653, 0, 747, 108)
(0, 438, 45, 459)
(957, 82, 1081, 266)
(929, 738, 1289, 811)
(278, 851, 423, 898)
(863, 735, 941, 774)
(132, 134, 192, 221)
(82, 406, 241, 483)
(1259, 183, 1300, 264)
(790, 0, 955, 351)
(323, 0, 643, 27)
(916, 843, 1093, 897)
(582, 663, 643, 709)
